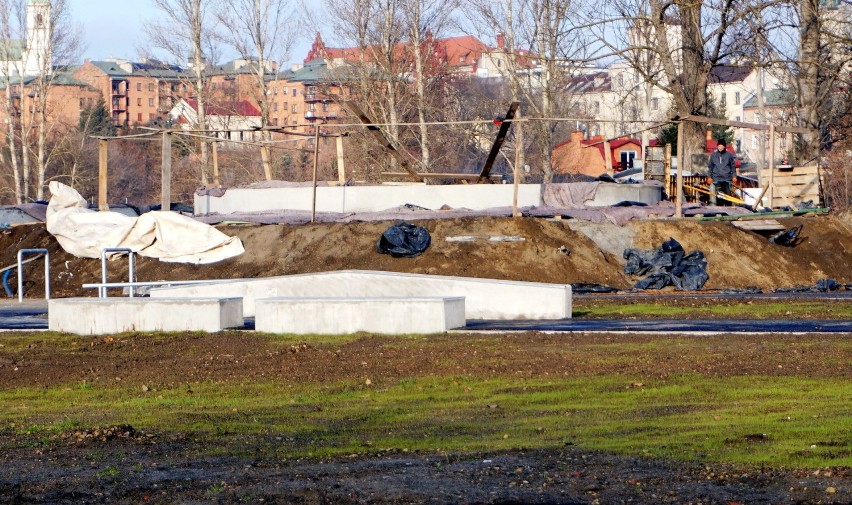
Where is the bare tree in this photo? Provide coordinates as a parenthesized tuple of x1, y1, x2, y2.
(0, 0, 23, 203)
(582, 0, 751, 173)
(218, 0, 296, 180)
(0, 0, 82, 201)
(145, 0, 221, 186)
(465, 0, 590, 182)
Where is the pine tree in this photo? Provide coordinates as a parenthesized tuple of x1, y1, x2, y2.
(79, 99, 116, 137)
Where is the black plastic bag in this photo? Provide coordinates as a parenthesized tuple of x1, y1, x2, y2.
(769, 224, 804, 247)
(571, 283, 620, 294)
(624, 238, 709, 291)
(376, 221, 431, 258)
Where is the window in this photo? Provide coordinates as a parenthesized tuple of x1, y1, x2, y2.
(79, 98, 84, 108)
(593, 101, 600, 115)
(149, 113, 156, 120)
(137, 98, 142, 106)
(292, 88, 297, 97)
(148, 83, 154, 92)
(720, 92, 726, 105)
(292, 104, 297, 113)
(651, 98, 659, 111)
(273, 86, 278, 95)
(137, 82, 142, 91)
(273, 102, 278, 112)
(735, 116, 740, 122)
(734, 91, 740, 105)
(322, 103, 329, 112)
(137, 113, 142, 122)
(282, 87, 288, 95)
(149, 98, 154, 107)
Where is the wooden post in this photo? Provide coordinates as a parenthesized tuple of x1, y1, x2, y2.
(512, 108, 522, 218)
(768, 123, 776, 208)
(311, 125, 320, 223)
(98, 139, 109, 211)
(161, 131, 172, 211)
(336, 135, 345, 184)
(675, 121, 684, 218)
(603, 139, 613, 175)
(212, 140, 220, 188)
(664, 143, 672, 199)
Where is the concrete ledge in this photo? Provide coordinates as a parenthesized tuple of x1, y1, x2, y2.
(48, 297, 243, 335)
(150, 270, 572, 320)
(255, 296, 465, 335)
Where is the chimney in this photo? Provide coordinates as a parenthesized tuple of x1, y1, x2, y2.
(496, 32, 505, 49)
(571, 130, 584, 143)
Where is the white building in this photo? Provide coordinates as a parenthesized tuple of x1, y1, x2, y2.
(0, 0, 51, 78)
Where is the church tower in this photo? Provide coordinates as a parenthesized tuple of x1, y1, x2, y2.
(23, 0, 51, 76)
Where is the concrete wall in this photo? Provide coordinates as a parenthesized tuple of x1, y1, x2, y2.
(150, 270, 572, 320)
(195, 184, 544, 215)
(585, 183, 662, 207)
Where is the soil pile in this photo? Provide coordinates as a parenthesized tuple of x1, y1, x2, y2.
(1, 214, 850, 297)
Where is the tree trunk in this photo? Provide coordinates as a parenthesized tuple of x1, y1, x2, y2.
(797, 0, 821, 164)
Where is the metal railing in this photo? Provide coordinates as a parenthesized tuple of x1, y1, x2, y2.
(83, 279, 225, 295)
(100, 248, 136, 298)
(17, 249, 49, 303)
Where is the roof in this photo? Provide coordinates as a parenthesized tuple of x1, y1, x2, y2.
(565, 72, 611, 93)
(184, 98, 261, 117)
(742, 88, 795, 108)
(439, 35, 489, 67)
(708, 65, 752, 84)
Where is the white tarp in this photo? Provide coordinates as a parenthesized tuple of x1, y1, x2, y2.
(46, 182, 244, 264)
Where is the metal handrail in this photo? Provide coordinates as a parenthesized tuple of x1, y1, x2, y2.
(100, 248, 136, 298)
(17, 249, 49, 303)
(83, 279, 226, 292)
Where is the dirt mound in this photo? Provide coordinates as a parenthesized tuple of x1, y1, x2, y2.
(1, 215, 850, 297)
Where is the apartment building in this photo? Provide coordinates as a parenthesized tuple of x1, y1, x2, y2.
(0, 73, 101, 130)
(72, 58, 189, 128)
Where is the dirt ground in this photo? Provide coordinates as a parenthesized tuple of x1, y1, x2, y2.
(0, 331, 850, 503)
(2, 213, 852, 297)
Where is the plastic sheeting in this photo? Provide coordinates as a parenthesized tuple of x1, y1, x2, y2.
(376, 221, 431, 258)
(46, 182, 244, 264)
(623, 238, 709, 291)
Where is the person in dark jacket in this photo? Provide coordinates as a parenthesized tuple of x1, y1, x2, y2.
(707, 139, 737, 205)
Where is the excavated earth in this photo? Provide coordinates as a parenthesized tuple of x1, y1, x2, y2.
(1, 213, 851, 503)
(2, 213, 852, 296)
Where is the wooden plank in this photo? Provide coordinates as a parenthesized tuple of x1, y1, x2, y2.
(774, 165, 818, 176)
(98, 139, 109, 211)
(478, 102, 520, 183)
(773, 185, 821, 198)
(675, 121, 683, 217)
(772, 175, 820, 187)
(382, 172, 501, 180)
(731, 219, 785, 232)
(343, 101, 422, 181)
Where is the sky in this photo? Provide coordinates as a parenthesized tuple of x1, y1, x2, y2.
(69, 0, 310, 66)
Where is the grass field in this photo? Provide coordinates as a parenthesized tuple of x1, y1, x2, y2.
(1, 327, 849, 470)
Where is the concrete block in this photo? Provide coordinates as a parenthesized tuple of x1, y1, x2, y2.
(150, 270, 572, 320)
(255, 296, 465, 335)
(585, 182, 662, 207)
(48, 297, 243, 335)
(195, 184, 543, 215)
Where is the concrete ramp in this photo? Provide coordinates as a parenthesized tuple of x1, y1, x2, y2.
(149, 270, 572, 320)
